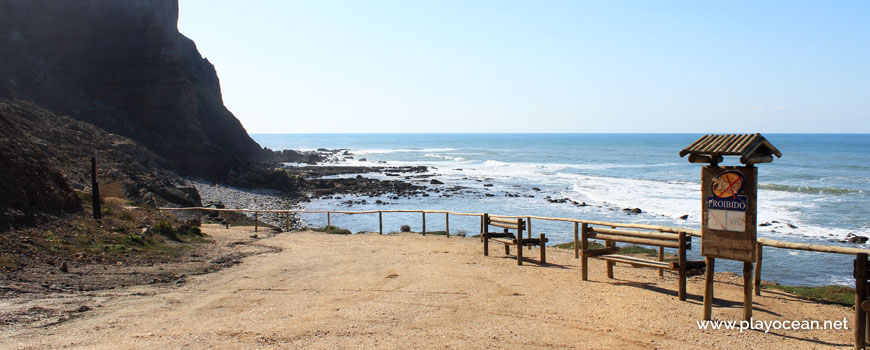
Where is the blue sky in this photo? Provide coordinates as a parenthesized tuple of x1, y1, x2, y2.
(178, 1, 869, 133)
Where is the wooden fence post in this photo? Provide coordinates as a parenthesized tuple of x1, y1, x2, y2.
(285, 212, 290, 232)
(856, 253, 868, 350)
(91, 155, 101, 220)
(574, 222, 580, 258)
(754, 242, 763, 296)
(445, 213, 449, 238)
(479, 215, 484, 242)
(254, 211, 258, 232)
(327, 212, 331, 233)
(679, 232, 687, 301)
(580, 223, 588, 281)
(379, 211, 383, 235)
(657, 229, 664, 277)
(422, 212, 426, 235)
(703, 257, 715, 320)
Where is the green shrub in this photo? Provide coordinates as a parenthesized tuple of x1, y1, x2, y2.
(178, 225, 203, 237)
(764, 285, 854, 306)
(313, 226, 352, 235)
(126, 234, 146, 246)
(153, 221, 180, 241)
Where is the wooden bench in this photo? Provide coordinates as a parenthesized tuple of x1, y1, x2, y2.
(482, 213, 548, 265)
(578, 223, 703, 301)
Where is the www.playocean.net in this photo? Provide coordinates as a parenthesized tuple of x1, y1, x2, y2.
(697, 318, 849, 333)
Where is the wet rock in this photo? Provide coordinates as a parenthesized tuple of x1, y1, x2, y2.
(531, 187, 541, 191)
(787, 223, 798, 229)
(679, 215, 689, 220)
(848, 236, 868, 244)
(359, 158, 366, 162)
(401, 225, 411, 232)
(430, 179, 444, 185)
(759, 222, 771, 227)
(483, 183, 493, 187)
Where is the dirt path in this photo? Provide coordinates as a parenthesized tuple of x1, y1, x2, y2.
(1, 224, 855, 349)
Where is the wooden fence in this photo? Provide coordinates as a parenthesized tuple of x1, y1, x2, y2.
(158, 206, 870, 349)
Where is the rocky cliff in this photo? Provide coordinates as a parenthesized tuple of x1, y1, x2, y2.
(0, 0, 263, 178)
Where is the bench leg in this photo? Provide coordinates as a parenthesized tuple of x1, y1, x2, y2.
(658, 246, 664, 277)
(540, 234, 546, 264)
(605, 240, 614, 279)
(517, 243, 523, 266)
(484, 234, 489, 256)
(504, 243, 510, 256)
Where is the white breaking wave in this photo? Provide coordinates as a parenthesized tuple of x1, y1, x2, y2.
(351, 148, 457, 155)
(423, 153, 468, 162)
(315, 153, 866, 241)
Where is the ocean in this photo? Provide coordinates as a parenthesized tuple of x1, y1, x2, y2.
(252, 133, 869, 287)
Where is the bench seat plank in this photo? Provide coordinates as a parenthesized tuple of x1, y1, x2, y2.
(489, 222, 521, 230)
(492, 238, 547, 246)
(597, 254, 672, 269)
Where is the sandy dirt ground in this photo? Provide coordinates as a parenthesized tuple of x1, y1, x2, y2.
(0, 224, 855, 349)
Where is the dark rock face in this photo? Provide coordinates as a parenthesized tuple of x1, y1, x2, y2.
(0, 99, 206, 229)
(0, 104, 81, 229)
(0, 0, 262, 179)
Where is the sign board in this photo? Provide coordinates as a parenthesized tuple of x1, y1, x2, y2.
(701, 166, 757, 262)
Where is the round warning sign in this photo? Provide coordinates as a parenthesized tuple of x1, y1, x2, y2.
(711, 170, 744, 198)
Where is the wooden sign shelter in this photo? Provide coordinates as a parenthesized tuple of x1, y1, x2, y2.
(680, 133, 781, 321)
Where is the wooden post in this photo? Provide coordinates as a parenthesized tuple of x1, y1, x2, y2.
(743, 262, 753, 321)
(856, 253, 868, 350)
(574, 222, 580, 258)
(605, 239, 615, 278)
(196, 209, 202, 227)
(580, 223, 589, 281)
(379, 211, 383, 235)
(658, 246, 664, 277)
(657, 229, 664, 277)
(479, 215, 484, 242)
(445, 213, 449, 238)
(679, 232, 687, 301)
(516, 218, 523, 266)
(285, 212, 290, 232)
(505, 228, 510, 255)
(327, 212, 331, 233)
(540, 233, 546, 264)
(254, 211, 259, 232)
(754, 242, 763, 296)
(703, 257, 715, 320)
(91, 155, 101, 220)
(422, 212, 426, 235)
(482, 213, 489, 255)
